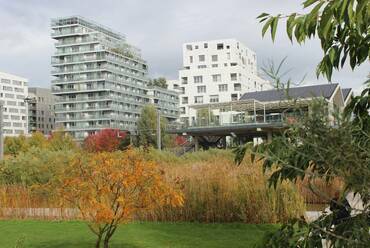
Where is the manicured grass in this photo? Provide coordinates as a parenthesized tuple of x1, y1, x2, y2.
(0, 220, 276, 247)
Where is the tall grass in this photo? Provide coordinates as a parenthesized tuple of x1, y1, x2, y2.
(141, 149, 305, 223)
(0, 149, 307, 223)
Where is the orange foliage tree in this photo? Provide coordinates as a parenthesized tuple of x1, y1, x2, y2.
(83, 129, 129, 152)
(57, 149, 183, 248)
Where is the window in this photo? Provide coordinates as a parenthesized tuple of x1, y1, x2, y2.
(212, 64, 218, 68)
(181, 77, 188, 84)
(189, 56, 193, 63)
(226, 45, 230, 49)
(195, 45, 199, 49)
(1, 79, 11, 84)
(198, 65, 207, 69)
(182, 97, 188, 104)
(212, 74, 221, 82)
(194, 76, 203, 83)
(204, 43, 208, 48)
(5, 93, 14, 98)
(231, 94, 238, 101)
(212, 55, 218, 62)
(12, 80, 22, 86)
(186, 44, 192, 51)
(198, 55, 205, 62)
(180, 87, 185, 94)
(3, 86, 13, 91)
(180, 107, 186, 114)
(219, 84, 228, 92)
(217, 43, 224, 50)
(197, 85, 206, 93)
(234, 83, 241, 91)
(224, 63, 228, 67)
(227, 52, 231, 60)
(194, 96, 203, 104)
(230, 73, 237, 81)
(231, 63, 237, 66)
(210, 95, 219, 103)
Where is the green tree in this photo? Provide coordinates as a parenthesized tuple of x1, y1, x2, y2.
(137, 105, 172, 148)
(235, 0, 369, 247)
(257, 0, 369, 81)
(148, 77, 168, 89)
(48, 130, 78, 151)
(4, 135, 29, 157)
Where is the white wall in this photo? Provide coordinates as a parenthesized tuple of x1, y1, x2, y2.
(0, 71, 28, 136)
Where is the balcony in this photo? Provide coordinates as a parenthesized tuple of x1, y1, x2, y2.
(55, 95, 147, 106)
(51, 28, 87, 38)
(51, 55, 105, 65)
(55, 37, 100, 47)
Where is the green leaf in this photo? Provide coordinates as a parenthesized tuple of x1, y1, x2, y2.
(303, 0, 319, 8)
(257, 12, 270, 19)
(328, 47, 337, 64)
(262, 17, 274, 37)
(287, 13, 297, 41)
(271, 15, 280, 41)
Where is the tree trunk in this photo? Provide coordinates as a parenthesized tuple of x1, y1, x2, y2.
(103, 236, 110, 248)
(95, 235, 102, 248)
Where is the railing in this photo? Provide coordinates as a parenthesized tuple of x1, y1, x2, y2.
(55, 37, 100, 46)
(167, 113, 289, 130)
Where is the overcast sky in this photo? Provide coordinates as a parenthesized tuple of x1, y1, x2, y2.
(0, 0, 368, 92)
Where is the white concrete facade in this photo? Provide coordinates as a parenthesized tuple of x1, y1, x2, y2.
(168, 39, 270, 125)
(0, 71, 28, 136)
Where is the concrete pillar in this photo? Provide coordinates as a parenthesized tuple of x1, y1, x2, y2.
(193, 136, 199, 151)
(267, 131, 272, 143)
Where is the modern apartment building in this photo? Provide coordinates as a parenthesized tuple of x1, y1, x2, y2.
(0, 71, 28, 136)
(168, 39, 271, 125)
(28, 87, 55, 135)
(147, 86, 179, 121)
(51, 16, 148, 140)
(51, 16, 179, 139)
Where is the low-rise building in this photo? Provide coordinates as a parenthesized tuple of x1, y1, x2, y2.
(28, 87, 55, 135)
(169, 83, 352, 150)
(0, 71, 28, 136)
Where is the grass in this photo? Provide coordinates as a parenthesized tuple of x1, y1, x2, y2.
(0, 220, 277, 248)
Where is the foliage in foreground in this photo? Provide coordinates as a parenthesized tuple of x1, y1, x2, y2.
(83, 129, 129, 152)
(249, 0, 370, 246)
(55, 149, 184, 248)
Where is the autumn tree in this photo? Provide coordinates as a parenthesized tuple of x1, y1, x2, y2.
(83, 129, 129, 152)
(57, 149, 183, 248)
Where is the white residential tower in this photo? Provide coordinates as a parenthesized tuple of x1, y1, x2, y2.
(168, 39, 270, 125)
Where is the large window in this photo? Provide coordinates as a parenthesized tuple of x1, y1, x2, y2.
(194, 76, 203, 83)
(198, 55, 205, 62)
(219, 84, 228, 92)
(194, 96, 203, 104)
(210, 95, 219, 103)
(217, 43, 224, 50)
(182, 97, 188, 104)
(230, 73, 237, 81)
(212, 74, 221, 82)
(197, 85, 206, 93)
(181, 77, 188, 84)
(234, 83, 241, 91)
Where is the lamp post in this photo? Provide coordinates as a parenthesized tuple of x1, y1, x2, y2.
(0, 102, 3, 160)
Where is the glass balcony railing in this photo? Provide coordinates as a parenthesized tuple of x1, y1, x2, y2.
(55, 95, 147, 105)
(51, 55, 105, 65)
(55, 37, 100, 46)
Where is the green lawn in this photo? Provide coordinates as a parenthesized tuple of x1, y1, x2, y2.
(0, 220, 276, 247)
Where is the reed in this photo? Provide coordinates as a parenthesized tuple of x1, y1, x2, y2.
(0, 149, 306, 223)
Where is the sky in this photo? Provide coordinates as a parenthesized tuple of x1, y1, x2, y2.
(0, 0, 368, 93)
